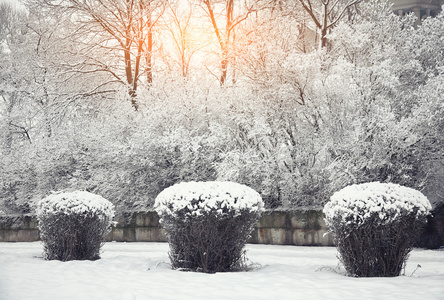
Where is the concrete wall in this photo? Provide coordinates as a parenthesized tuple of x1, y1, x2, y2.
(0, 210, 333, 245)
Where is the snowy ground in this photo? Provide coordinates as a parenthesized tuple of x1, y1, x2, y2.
(1, 242, 443, 300)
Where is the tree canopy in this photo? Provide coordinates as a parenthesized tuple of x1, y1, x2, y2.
(1, 0, 444, 214)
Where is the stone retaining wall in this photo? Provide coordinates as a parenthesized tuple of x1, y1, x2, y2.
(0, 210, 333, 245)
(251, 210, 333, 246)
(106, 211, 168, 243)
(2, 209, 442, 248)
(0, 215, 40, 242)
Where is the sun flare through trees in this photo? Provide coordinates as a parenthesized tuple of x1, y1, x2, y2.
(1, 0, 444, 214)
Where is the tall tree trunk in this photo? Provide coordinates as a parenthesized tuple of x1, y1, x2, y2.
(204, 0, 231, 85)
(146, 12, 153, 85)
(146, 28, 153, 84)
(220, 57, 228, 85)
(41, 68, 52, 137)
(124, 28, 138, 110)
(320, 2, 328, 49)
(124, 41, 133, 86)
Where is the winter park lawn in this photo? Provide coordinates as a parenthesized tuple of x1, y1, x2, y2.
(1, 242, 443, 300)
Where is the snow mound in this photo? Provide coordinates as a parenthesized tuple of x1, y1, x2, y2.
(36, 191, 115, 220)
(324, 182, 431, 227)
(154, 181, 264, 219)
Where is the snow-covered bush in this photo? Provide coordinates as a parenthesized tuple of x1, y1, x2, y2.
(36, 191, 115, 261)
(155, 181, 264, 273)
(324, 182, 431, 277)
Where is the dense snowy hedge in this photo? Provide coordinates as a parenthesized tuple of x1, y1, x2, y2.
(37, 191, 115, 261)
(324, 182, 431, 277)
(37, 191, 115, 220)
(324, 182, 431, 228)
(155, 181, 264, 273)
(154, 181, 264, 219)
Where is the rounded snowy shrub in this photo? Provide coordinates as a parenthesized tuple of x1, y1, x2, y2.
(36, 191, 115, 261)
(155, 181, 264, 273)
(324, 182, 431, 277)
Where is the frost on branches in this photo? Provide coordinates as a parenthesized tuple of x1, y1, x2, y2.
(324, 182, 431, 228)
(154, 181, 264, 220)
(36, 191, 115, 261)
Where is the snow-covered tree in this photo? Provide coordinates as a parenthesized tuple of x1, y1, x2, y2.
(198, 0, 272, 84)
(296, 0, 362, 48)
(31, 0, 166, 110)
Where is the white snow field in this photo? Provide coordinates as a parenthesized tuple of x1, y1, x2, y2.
(1, 242, 443, 300)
